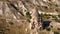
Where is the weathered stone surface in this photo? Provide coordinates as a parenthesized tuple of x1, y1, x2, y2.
(0, 0, 60, 34)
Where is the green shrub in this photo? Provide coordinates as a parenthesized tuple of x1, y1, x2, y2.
(52, 15, 56, 18)
(26, 12, 31, 22)
(42, 6, 48, 10)
(27, 19, 30, 22)
(51, 25, 53, 28)
(46, 28, 51, 31)
(41, 14, 50, 19)
(26, 12, 31, 19)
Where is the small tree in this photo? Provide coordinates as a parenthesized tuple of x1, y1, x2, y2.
(26, 12, 31, 22)
(26, 12, 31, 19)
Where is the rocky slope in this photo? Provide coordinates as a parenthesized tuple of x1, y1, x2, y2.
(0, 0, 60, 34)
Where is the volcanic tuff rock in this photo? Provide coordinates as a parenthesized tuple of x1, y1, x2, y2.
(0, 0, 60, 34)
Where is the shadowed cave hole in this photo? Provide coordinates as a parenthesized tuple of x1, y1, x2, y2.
(42, 21, 51, 29)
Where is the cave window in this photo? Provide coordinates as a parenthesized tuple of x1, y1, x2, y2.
(42, 21, 51, 29)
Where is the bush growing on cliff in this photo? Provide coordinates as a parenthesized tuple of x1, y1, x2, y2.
(26, 12, 31, 22)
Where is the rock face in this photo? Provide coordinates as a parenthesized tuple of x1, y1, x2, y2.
(0, 0, 60, 34)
